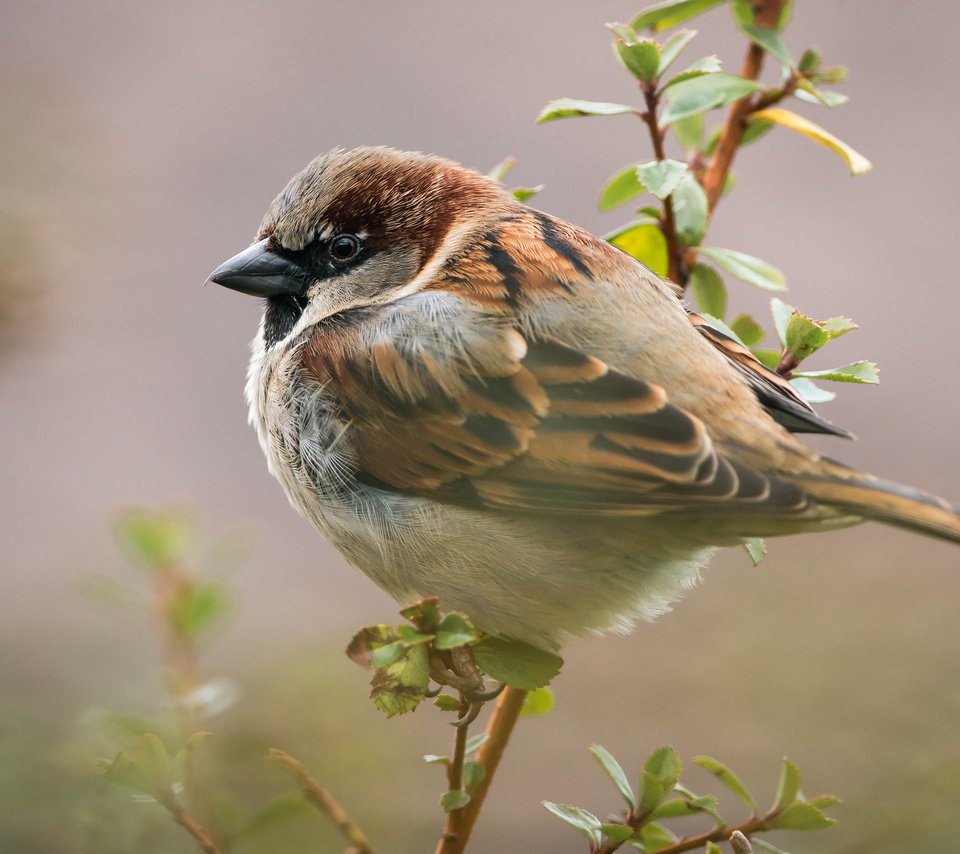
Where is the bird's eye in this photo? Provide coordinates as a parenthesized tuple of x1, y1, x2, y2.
(329, 233, 361, 262)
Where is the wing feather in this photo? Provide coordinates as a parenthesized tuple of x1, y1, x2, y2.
(300, 306, 812, 519)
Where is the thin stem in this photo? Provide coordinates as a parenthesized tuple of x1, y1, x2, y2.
(151, 565, 222, 848)
(600, 809, 780, 854)
(162, 792, 224, 854)
(701, 0, 788, 211)
(438, 694, 471, 846)
(435, 686, 528, 854)
(640, 86, 684, 289)
(267, 749, 378, 854)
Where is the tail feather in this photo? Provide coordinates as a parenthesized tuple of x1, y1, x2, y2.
(795, 465, 960, 545)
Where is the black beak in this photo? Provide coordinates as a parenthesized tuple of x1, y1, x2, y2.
(207, 238, 308, 298)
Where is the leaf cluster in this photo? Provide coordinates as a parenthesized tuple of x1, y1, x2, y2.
(347, 598, 563, 718)
(545, 745, 838, 853)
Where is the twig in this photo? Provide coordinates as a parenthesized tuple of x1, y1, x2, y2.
(437, 693, 472, 846)
(267, 748, 378, 854)
(640, 85, 684, 288)
(701, 0, 788, 211)
(435, 686, 528, 854)
(600, 808, 780, 854)
(151, 565, 222, 848)
(160, 790, 224, 854)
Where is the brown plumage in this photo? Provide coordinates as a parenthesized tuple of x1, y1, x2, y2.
(209, 146, 960, 646)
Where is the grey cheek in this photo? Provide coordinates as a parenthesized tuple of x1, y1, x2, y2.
(348, 248, 420, 300)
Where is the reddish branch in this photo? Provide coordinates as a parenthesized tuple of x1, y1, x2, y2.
(435, 686, 528, 854)
(701, 0, 788, 210)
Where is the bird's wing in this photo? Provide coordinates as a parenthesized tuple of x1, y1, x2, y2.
(686, 312, 852, 438)
(299, 294, 811, 517)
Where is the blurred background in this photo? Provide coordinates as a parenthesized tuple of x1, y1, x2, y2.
(2, 1, 959, 851)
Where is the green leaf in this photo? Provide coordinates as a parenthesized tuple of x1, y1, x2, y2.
(637, 770, 665, 814)
(102, 733, 172, 799)
(808, 795, 841, 809)
(700, 314, 746, 347)
(599, 165, 646, 212)
(465, 733, 489, 755)
(541, 802, 602, 845)
(607, 222, 669, 277)
(705, 843, 724, 854)
(739, 23, 794, 69)
(631, 0, 726, 32)
(512, 185, 544, 203)
(795, 79, 848, 108)
(397, 624, 434, 646)
(601, 823, 635, 844)
(661, 55, 723, 89)
(433, 694, 461, 712)
(520, 686, 555, 717)
(170, 732, 211, 780)
(609, 25, 662, 83)
(743, 537, 767, 566)
(471, 637, 563, 690)
(696, 247, 786, 292)
(784, 313, 829, 362)
(694, 756, 757, 810)
(750, 108, 872, 175)
(708, 116, 774, 157)
(590, 744, 636, 809)
(798, 48, 821, 73)
(423, 753, 449, 764)
(487, 156, 516, 183)
(753, 839, 792, 854)
(346, 624, 401, 668)
(671, 112, 704, 150)
(169, 582, 230, 639)
(729, 314, 763, 347)
(369, 643, 430, 717)
(400, 597, 439, 630)
(770, 298, 793, 346)
(650, 794, 720, 820)
(115, 509, 191, 568)
(689, 264, 727, 318)
(463, 759, 486, 790)
(793, 360, 879, 384)
(435, 612, 479, 649)
(662, 73, 762, 124)
(639, 822, 676, 850)
(789, 377, 836, 404)
(440, 790, 471, 812)
(774, 759, 802, 810)
(752, 348, 780, 370)
(537, 99, 637, 123)
(730, 0, 753, 25)
(671, 172, 708, 245)
(658, 29, 697, 74)
(645, 746, 683, 791)
(636, 159, 688, 199)
(816, 65, 849, 85)
(369, 640, 407, 669)
(773, 802, 836, 831)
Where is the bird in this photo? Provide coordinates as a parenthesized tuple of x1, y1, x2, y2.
(208, 146, 960, 650)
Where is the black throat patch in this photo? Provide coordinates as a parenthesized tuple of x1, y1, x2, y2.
(263, 294, 308, 348)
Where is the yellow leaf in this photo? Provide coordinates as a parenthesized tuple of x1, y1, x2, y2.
(608, 223, 669, 276)
(750, 107, 872, 175)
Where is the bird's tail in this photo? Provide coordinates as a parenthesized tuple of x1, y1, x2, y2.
(792, 460, 960, 545)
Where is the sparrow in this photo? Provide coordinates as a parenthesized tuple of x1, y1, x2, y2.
(208, 146, 960, 648)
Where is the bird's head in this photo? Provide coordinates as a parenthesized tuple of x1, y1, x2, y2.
(207, 146, 506, 348)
